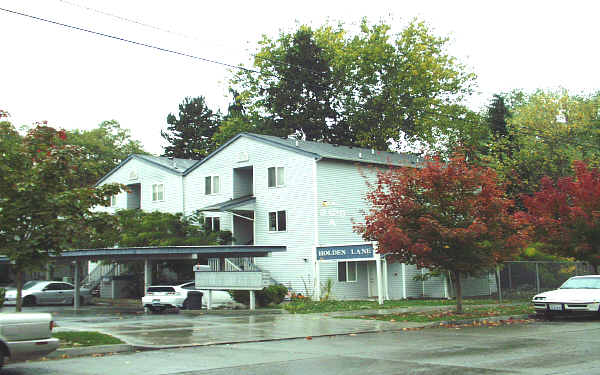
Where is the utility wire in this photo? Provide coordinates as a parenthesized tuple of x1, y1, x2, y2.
(0, 6, 260, 75)
(54, 0, 327, 79)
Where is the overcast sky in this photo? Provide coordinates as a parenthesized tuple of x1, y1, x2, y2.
(1, 0, 599, 155)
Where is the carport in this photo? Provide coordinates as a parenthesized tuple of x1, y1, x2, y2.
(4, 245, 285, 310)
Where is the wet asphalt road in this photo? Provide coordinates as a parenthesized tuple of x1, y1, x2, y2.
(3, 317, 600, 374)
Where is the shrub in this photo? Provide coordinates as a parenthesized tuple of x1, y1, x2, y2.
(228, 284, 288, 307)
(263, 284, 287, 305)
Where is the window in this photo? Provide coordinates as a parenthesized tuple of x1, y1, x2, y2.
(268, 167, 285, 187)
(152, 184, 164, 201)
(268, 210, 286, 231)
(338, 262, 357, 282)
(205, 216, 220, 232)
(205, 176, 220, 195)
(110, 195, 117, 207)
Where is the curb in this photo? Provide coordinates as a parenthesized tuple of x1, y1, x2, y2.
(180, 308, 284, 316)
(420, 314, 533, 328)
(46, 344, 135, 359)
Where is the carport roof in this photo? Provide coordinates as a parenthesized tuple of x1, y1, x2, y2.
(0, 245, 285, 262)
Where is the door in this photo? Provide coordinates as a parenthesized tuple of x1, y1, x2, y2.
(58, 282, 74, 304)
(40, 283, 61, 304)
(368, 262, 378, 297)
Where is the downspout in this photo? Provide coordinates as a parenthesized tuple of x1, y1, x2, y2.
(313, 157, 321, 300)
(181, 174, 185, 216)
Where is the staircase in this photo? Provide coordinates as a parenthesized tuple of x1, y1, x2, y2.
(207, 257, 277, 287)
(82, 263, 116, 291)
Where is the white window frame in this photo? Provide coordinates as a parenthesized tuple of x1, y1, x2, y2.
(268, 210, 287, 232)
(268, 167, 285, 188)
(205, 216, 221, 232)
(205, 175, 220, 195)
(110, 194, 117, 207)
(152, 183, 164, 202)
(338, 261, 358, 283)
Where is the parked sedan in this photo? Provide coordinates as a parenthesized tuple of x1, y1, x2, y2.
(0, 313, 60, 369)
(3, 281, 92, 306)
(141, 282, 233, 312)
(532, 275, 600, 317)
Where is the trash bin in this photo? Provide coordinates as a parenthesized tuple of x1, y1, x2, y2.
(186, 291, 203, 309)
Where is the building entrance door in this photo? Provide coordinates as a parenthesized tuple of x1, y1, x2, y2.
(367, 262, 378, 297)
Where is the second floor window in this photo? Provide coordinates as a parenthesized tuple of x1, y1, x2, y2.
(268, 167, 285, 188)
(152, 184, 164, 201)
(268, 210, 286, 231)
(205, 176, 220, 195)
(205, 216, 220, 232)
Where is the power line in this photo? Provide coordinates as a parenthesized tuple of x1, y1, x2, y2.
(53, 0, 327, 79)
(0, 6, 260, 74)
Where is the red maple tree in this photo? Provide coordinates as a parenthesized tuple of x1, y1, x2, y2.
(522, 161, 600, 272)
(356, 153, 526, 312)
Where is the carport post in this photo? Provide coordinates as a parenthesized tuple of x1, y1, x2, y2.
(144, 259, 152, 294)
(249, 290, 256, 310)
(73, 261, 81, 310)
(376, 257, 383, 305)
(206, 290, 212, 310)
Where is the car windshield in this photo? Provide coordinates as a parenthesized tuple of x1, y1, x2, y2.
(560, 277, 600, 289)
(23, 281, 42, 290)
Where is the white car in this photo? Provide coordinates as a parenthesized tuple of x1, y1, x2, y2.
(0, 313, 60, 369)
(141, 282, 233, 312)
(532, 275, 600, 317)
(3, 281, 92, 306)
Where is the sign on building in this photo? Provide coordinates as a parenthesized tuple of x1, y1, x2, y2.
(316, 244, 374, 261)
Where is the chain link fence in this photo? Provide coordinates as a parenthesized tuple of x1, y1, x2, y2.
(497, 261, 594, 299)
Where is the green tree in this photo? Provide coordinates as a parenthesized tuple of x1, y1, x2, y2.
(161, 97, 220, 160)
(114, 209, 231, 247)
(0, 116, 121, 311)
(356, 153, 526, 312)
(66, 120, 146, 186)
(485, 90, 600, 201)
(233, 19, 477, 151)
(487, 94, 510, 138)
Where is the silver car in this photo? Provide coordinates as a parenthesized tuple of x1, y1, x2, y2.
(0, 313, 60, 369)
(3, 281, 92, 306)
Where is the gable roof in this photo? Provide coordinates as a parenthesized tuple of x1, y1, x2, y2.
(184, 133, 420, 175)
(96, 154, 196, 186)
(245, 133, 421, 167)
(97, 133, 421, 185)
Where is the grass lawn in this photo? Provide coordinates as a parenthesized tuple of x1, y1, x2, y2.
(338, 304, 534, 323)
(53, 331, 124, 348)
(282, 298, 529, 314)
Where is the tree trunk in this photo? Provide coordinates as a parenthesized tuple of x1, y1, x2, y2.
(15, 269, 23, 312)
(452, 270, 463, 314)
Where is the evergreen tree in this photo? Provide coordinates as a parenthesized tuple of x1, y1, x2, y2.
(161, 97, 220, 160)
(487, 94, 510, 137)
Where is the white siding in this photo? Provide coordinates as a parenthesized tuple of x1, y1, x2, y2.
(318, 261, 369, 300)
(97, 158, 183, 214)
(185, 137, 318, 295)
(316, 160, 380, 245)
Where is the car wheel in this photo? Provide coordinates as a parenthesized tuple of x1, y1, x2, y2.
(22, 295, 36, 307)
(0, 350, 4, 370)
(182, 299, 190, 310)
